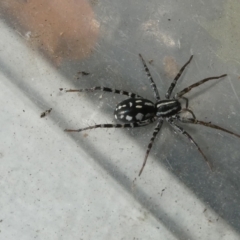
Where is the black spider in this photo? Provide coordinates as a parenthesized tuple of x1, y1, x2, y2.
(64, 54, 240, 176)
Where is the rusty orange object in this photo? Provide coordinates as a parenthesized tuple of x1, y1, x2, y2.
(1, 0, 99, 64)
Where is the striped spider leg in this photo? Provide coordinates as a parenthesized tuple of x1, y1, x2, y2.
(66, 87, 143, 99)
(165, 55, 193, 99)
(167, 117, 213, 170)
(65, 117, 157, 132)
(176, 116, 240, 139)
(139, 53, 160, 101)
(168, 115, 240, 169)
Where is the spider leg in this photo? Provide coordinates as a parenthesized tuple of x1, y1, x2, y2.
(65, 117, 157, 132)
(175, 74, 227, 98)
(177, 117, 240, 139)
(65, 87, 143, 98)
(139, 119, 164, 176)
(139, 54, 160, 101)
(179, 108, 196, 119)
(178, 97, 196, 118)
(167, 118, 213, 171)
(179, 96, 189, 108)
(165, 55, 193, 99)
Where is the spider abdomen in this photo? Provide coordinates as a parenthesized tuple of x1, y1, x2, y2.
(114, 98, 156, 123)
(156, 99, 181, 117)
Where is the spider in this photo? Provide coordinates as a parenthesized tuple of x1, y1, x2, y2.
(64, 54, 240, 176)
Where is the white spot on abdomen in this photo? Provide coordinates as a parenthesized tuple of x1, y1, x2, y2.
(126, 115, 133, 121)
(135, 113, 144, 120)
(144, 102, 154, 106)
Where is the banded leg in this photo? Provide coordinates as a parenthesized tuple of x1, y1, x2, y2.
(177, 117, 240, 139)
(139, 119, 164, 176)
(177, 96, 197, 119)
(65, 118, 157, 132)
(66, 87, 143, 98)
(179, 109, 196, 119)
(165, 55, 193, 99)
(175, 74, 227, 98)
(180, 96, 189, 108)
(139, 54, 160, 101)
(167, 118, 213, 170)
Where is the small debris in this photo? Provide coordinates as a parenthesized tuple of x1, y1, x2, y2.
(78, 71, 90, 76)
(161, 187, 166, 196)
(40, 108, 52, 118)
